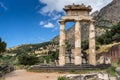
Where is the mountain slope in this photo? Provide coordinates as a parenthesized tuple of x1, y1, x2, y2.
(94, 0, 120, 27)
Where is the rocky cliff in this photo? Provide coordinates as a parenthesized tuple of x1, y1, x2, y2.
(94, 0, 120, 27)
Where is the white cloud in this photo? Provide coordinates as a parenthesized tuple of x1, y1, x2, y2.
(40, 21, 46, 25)
(0, 2, 7, 11)
(43, 22, 55, 28)
(39, 0, 112, 14)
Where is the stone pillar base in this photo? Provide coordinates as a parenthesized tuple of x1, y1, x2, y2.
(59, 56, 65, 66)
(72, 48, 82, 65)
(74, 56, 82, 65)
(89, 48, 96, 65)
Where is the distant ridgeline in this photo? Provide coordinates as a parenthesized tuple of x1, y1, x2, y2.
(7, 41, 59, 55)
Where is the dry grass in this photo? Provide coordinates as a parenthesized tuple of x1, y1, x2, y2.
(96, 42, 120, 54)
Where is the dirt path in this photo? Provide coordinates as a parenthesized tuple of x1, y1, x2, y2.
(5, 70, 65, 80)
(4, 70, 116, 80)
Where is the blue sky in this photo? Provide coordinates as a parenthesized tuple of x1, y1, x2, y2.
(0, 0, 112, 48)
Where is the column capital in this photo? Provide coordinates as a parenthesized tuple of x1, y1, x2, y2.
(89, 20, 95, 24)
(59, 20, 65, 24)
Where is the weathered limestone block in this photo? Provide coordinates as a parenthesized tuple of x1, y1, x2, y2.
(97, 72, 110, 80)
(105, 57, 111, 64)
(73, 48, 82, 65)
(64, 74, 84, 80)
(98, 56, 104, 64)
(98, 56, 111, 64)
(64, 73, 98, 80)
(116, 67, 120, 80)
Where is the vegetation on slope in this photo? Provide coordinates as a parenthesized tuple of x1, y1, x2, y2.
(7, 41, 58, 55)
(82, 22, 120, 52)
(96, 22, 120, 45)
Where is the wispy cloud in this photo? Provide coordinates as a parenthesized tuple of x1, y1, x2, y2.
(44, 22, 55, 28)
(39, 0, 112, 14)
(40, 21, 55, 28)
(0, 2, 7, 11)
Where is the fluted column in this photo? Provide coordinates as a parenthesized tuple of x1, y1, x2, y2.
(89, 21, 96, 65)
(74, 20, 82, 65)
(59, 20, 66, 66)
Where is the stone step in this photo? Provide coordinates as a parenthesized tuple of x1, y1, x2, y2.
(30, 64, 111, 71)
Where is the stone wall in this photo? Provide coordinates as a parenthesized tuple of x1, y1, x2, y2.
(98, 44, 120, 62)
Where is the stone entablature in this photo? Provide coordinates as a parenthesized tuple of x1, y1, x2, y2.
(61, 15, 93, 22)
(64, 4, 92, 16)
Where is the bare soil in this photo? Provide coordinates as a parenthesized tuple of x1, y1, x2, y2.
(4, 70, 116, 80)
(5, 70, 65, 80)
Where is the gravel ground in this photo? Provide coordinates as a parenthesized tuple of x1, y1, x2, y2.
(4, 70, 116, 80)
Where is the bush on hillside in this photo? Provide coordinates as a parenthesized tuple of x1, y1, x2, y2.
(96, 22, 120, 45)
(45, 50, 59, 63)
(57, 76, 66, 80)
(18, 53, 39, 66)
(106, 66, 116, 76)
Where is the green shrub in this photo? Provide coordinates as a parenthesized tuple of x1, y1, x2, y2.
(18, 53, 39, 66)
(82, 40, 88, 50)
(117, 58, 120, 65)
(57, 76, 66, 80)
(69, 69, 75, 73)
(106, 66, 116, 76)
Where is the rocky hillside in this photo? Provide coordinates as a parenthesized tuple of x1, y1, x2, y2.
(7, 42, 59, 55)
(51, 0, 119, 43)
(93, 0, 120, 27)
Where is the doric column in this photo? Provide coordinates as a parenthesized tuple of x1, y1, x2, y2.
(74, 20, 82, 65)
(59, 20, 66, 66)
(89, 20, 96, 65)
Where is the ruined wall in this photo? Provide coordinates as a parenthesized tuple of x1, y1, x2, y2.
(98, 44, 120, 62)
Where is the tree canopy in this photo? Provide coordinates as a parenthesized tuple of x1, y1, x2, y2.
(0, 38, 7, 54)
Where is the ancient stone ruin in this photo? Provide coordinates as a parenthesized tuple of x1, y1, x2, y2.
(59, 4, 96, 66)
(28, 4, 111, 72)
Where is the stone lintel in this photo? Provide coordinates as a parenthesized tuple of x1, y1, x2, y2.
(59, 20, 65, 24)
(62, 15, 92, 22)
(89, 20, 95, 24)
